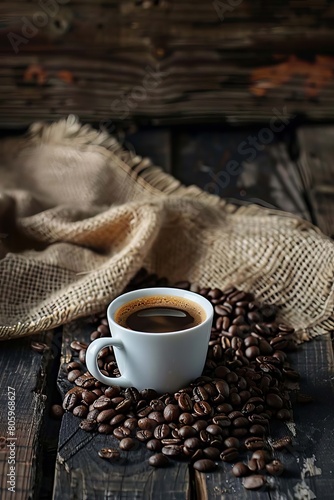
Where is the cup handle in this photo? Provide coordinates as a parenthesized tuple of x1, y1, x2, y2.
(85, 337, 131, 388)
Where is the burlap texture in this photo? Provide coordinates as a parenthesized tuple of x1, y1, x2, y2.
(0, 115, 333, 341)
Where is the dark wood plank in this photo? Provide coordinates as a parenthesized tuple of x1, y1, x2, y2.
(297, 126, 334, 237)
(53, 319, 191, 500)
(200, 334, 334, 499)
(0, 331, 55, 500)
(1, 1, 334, 126)
(173, 129, 311, 219)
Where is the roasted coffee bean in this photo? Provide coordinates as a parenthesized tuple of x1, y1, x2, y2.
(193, 386, 210, 402)
(212, 415, 231, 427)
(178, 393, 193, 411)
(147, 439, 162, 452)
(199, 429, 210, 444)
(161, 438, 182, 446)
(66, 361, 82, 372)
(248, 458, 258, 472)
(154, 424, 170, 440)
(163, 404, 180, 422)
(93, 396, 112, 411)
(136, 430, 153, 442)
(178, 425, 197, 439)
(113, 426, 131, 440)
(224, 437, 240, 449)
(193, 459, 216, 472)
(86, 409, 99, 422)
(162, 445, 183, 457)
(242, 475, 266, 490)
(148, 453, 169, 467)
(203, 447, 220, 460)
(233, 417, 249, 428)
(110, 414, 126, 426)
(98, 448, 120, 460)
(232, 462, 250, 477)
(115, 398, 132, 413)
(194, 401, 212, 417)
(150, 399, 165, 412)
(51, 404, 64, 419)
(75, 374, 96, 389)
(147, 411, 164, 423)
(97, 423, 113, 434)
(73, 405, 88, 418)
(244, 437, 266, 450)
(79, 420, 96, 432)
(283, 368, 300, 381)
(90, 330, 100, 341)
(104, 386, 121, 398)
(63, 392, 79, 412)
(249, 424, 266, 436)
(123, 417, 138, 431)
(138, 418, 157, 430)
(206, 424, 223, 436)
(271, 436, 292, 450)
(140, 389, 158, 400)
(82, 391, 98, 405)
(266, 393, 283, 409)
(266, 459, 284, 476)
(120, 437, 136, 451)
(96, 408, 116, 423)
(70, 340, 88, 351)
(215, 380, 230, 398)
(184, 437, 202, 450)
(217, 403, 233, 413)
(67, 369, 82, 383)
(220, 447, 239, 462)
(276, 409, 291, 420)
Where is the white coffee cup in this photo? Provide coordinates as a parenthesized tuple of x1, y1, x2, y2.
(86, 287, 214, 393)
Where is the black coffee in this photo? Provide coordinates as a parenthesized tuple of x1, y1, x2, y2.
(115, 295, 205, 333)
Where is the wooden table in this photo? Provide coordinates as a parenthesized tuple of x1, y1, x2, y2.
(0, 125, 333, 499)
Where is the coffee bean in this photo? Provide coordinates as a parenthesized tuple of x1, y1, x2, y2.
(178, 425, 196, 439)
(242, 475, 266, 490)
(154, 424, 170, 440)
(276, 409, 291, 420)
(115, 398, 132, 413)
(120, 438, 136, 451)
(141, 389, 158, 400)
(67, 369, 82, 383)
(212, 415, 231, 427)
(150, 399, 165, 412)
(248, 458, 258, 472)
(179, 413, 194, 425)
(110, 414, 126, 426)
(147, 439, 162, 452)
(178, 393, 193, 411)
(162, 445, 183, 457)
(66, 361, 82, 372)
(138, 418, 157, 431)
(82, 391, 98, 405)
(163, 404, 180, 422)
(224, 437, 240, 449)
(244, 437, 266, 450)
(73, 405, 88, 418)
(96, 408, 116, 423)
(70, 340, 88, 351)
(203, 447, 220, 460)
(79, 420, 96, 432)
(123, 418, 138, 431)
(86, 409, 99, 422)
(194, 401, 212, 417)
(97, 423, 113, 434)
(63, 392, 79, 412)
(51, 404, 64, 419)
(184, 437, 202, 450)
(148, 453, 169, 467)
(206, 424, 223, 436)
(161, 438, 182, 445)
(266, 459, 284, 476)
(249, 424, 266, 436)
(104, 386, 121, 398)
(220, 447, 239, 462)
(136, 430, 153, 442)
(271, 436, 292, 450)
(266, 393, 283, 409)
(232, 462, 250, 477)
(148, 411, 165, 424)
(98, 448, 120, 460)
(193, 459, 216, 472)
(75, 374, 96, 389)
(113, 426, 131, 440)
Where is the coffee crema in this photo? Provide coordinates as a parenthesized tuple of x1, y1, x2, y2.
(115, 295, 206, 333)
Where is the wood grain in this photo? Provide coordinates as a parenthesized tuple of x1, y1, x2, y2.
(297, 126, 334, 237)
(1, 1, 334, 126)
(0, 332, 55, 500)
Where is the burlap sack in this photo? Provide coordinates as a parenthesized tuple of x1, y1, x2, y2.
(0, 115, 333, 341)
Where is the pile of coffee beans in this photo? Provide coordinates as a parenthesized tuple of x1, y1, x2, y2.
(60, 269, 302, 492)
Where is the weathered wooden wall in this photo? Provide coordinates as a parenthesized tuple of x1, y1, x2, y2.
(1, 0, 334, 127)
